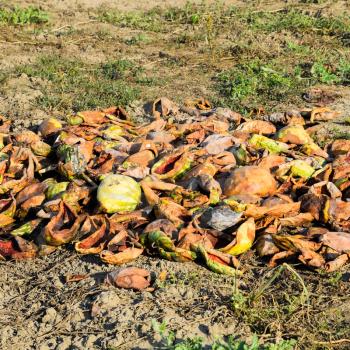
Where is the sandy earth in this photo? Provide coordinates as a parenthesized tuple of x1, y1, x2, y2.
(9, 0, 350, 12)
(8, 0, 265, 11)
(1, 1, 350, 349)
(0, 251, 248, 349)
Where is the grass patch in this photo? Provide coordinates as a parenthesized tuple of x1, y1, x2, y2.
(0, 6, 48, 25)
(98, 2, 223, 33)
(15, 56, 141, 112)
(96, 2, 350, 113)
(215, 56, 350, 113)
(239, 9, 350, 36)
(329, 125, 350, 140)
(98, 3, 198, 31)
(124, 33, 149, 45)
(163, 2, 203, 25)
(98, 8, 164, 32)
(2, 2, 350, 116)
(99, 4, 350, 37)
(215, 61, 301, 113)
(213, 6, 350, 113)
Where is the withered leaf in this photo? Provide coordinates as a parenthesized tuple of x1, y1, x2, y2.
(202, 134, 233, 155)
(16, 182, 47, 206)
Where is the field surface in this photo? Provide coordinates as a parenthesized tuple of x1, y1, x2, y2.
(1, 0, 350, 349)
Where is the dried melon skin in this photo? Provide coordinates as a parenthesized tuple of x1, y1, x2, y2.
(46, 182, 70, 200)
(275, 124, 312, 145)
(97, 174, 141, 214)
(248, 134, 289, 154)
(2, 95, 349, 273)
(223, 166, 277, 197)
(102, 125, 123, 139)
(39, 118, 62, 137)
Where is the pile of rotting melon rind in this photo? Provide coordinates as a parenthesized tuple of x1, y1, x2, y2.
(0, 97, 350, 275)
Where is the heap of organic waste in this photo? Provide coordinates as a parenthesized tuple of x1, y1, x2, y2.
(0, 97, 349, 275)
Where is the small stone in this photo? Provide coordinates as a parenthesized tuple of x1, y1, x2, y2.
(42, 307, 57, 324)
(200, 205, 243, 231)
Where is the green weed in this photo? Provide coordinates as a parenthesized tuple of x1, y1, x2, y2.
(93, 28, 114, 40)
(150, 266, 302, 349)
(101, 59, 139, 79)
(213, 336, 296, 350)
(124, 33, 149, 45)
(311, 62, 340, 84)
(152, 320, 202, 349)
(337, 59, 350, 85)
(135, 76, 158, 86)
(163, 2, 202, 25)
(227, 264, 309, 345)
(152, 321, 296, 350)
(174, 32, 204, 46)
(299, 0, 327, 3)
(285, 41, 310, 55)
(215, 61, 298, 113)
(327, 271, 343, 286)
(0, 6, 48, 25)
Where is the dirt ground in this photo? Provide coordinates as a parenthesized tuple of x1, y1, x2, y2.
(1, 0, 350, 349)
